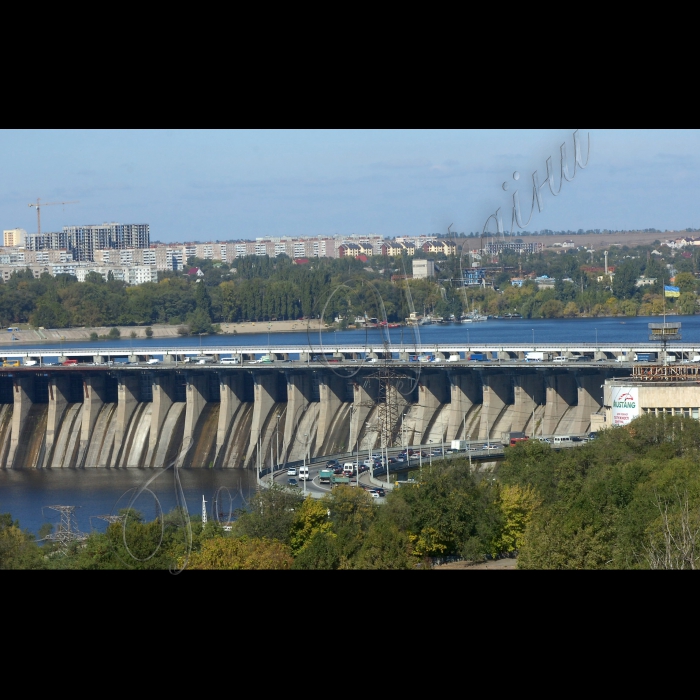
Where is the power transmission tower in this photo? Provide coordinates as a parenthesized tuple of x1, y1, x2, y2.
(355, 322, 417, 456)
(40, 506, 88, 551)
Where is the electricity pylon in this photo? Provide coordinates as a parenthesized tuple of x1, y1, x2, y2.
(39, 505, 88, 551)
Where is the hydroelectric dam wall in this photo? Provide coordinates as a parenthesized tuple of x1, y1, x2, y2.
(0, 364, 632, 469)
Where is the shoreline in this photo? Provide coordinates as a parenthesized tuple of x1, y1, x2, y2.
(0, 320, 329, 345)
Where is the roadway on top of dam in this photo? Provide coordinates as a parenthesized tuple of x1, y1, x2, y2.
(0, 342, 695, 359)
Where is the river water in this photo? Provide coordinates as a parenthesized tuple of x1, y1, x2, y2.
(2, 315, 695, 535)
(5, 314, 700, 352)
(0, 468, 258, 536)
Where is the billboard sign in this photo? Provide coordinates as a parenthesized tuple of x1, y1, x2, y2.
(611, 386, 640, 426)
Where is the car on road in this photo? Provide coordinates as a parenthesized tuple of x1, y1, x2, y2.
(146, 358, 160, 364)
(220, 358, 240, 364)
(326, 460, 340, 468)
(24, 360, 38, 366)
(553, 356, 568, 363)
(368, 490, 381, 498)
(482, 443, 500, 450)
(287, 478, 298, 487)
(333, 467, 344, 475)
(287, 467, 297, 476)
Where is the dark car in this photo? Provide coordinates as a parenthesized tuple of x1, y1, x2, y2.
(333, 467, 344, 475)
(287, 478, 298, 487)
(588, 432, 598, 440)
(358, 465, 369, 473)
(326, 460, 340, 469)
(375, 488, 386, 498)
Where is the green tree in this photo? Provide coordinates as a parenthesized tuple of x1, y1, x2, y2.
(0, 513, 45, 570)
(233, 485, 303, 545)
(185, 536, 293, 570)
(288, 496, 333, 555)
(674, 272, 697, 294)
(612, 260, 640, 300)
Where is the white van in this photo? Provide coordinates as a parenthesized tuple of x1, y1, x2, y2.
(553, 436, 571, 445)
(343, 462, 356, 476)
(221, 357, 240, 364)
(298, 466, 310, 481)
(692, 355, 700, 363)
(447, 354, 460, 362)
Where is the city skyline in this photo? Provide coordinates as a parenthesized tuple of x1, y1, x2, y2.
(1, 129, 699, 241)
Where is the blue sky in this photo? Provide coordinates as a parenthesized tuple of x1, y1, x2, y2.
(1, 129, 698, 242)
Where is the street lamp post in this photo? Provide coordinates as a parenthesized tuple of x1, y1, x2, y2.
(441, 420, 445, 459)
(366, 422, 373, 479)
(276, 414, 281, 469)
(303, 432, 309, 496)
(419, 442, 422, 480)
(429, 440, 433, 468)
(595, 328, 598, 347)
(532, 328, 535, 346)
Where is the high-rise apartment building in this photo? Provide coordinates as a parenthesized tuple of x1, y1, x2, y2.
(26, 231, 74, 251)
(3, 228, 26, 247)
(62, 223, 150, 261)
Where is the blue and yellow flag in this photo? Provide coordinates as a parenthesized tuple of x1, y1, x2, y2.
(665, 285, 680, 298)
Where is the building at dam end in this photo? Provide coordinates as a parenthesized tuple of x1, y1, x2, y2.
(602, 370, 700, 431)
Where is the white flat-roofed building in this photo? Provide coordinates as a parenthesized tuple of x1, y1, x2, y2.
(413, 259, 435, 279)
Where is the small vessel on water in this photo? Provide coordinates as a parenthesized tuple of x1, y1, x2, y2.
(460, 309, 488, 323)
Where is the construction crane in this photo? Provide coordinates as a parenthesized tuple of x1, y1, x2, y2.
(28, 198, 79, 237)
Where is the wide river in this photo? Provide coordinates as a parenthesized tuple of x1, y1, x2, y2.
(4, 314, 699, 352)
(1, 315, 694, 536)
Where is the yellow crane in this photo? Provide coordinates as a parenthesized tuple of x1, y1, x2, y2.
(28, 198, 79, 236)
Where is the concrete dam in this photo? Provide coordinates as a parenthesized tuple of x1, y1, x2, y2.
(0, 362, 634, 470)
